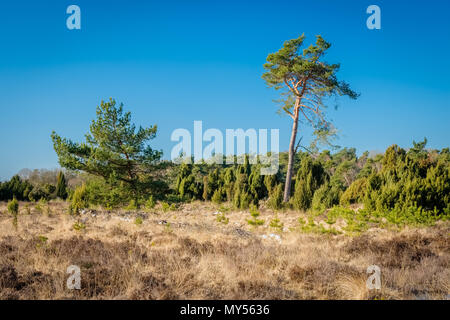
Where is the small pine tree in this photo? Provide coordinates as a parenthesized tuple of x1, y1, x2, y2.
(69, 184, 88, 215)
(7, 197, 19, 229)
(247, 205, 264, 226)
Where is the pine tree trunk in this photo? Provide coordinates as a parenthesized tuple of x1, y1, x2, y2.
(283, 100, 300, 202)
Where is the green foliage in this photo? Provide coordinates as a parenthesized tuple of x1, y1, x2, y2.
(145, 195, 156, 209)
(7, 197, 19, 215)
(173, 155, 272, 209)
(167, 139, 449, 231)
(161, 201, 170, 212)
(340, 178, 367, 205)
(55, 171, 68, 199)
(297, 216, 340, 235)
(79, 176, 134, 208)
(247, 206, 264, 226)
(263, 174, 277, 195)
(292, 157, 326, 210)
(34, 198, 46, 214)
(216, 212, 229, 225)
(324, 203, 445, 234)
(126, 199, 139, 210)
(176, 163, 203, 200)
(311, 182, 344, 212)
(218, 204, 231, 214)
(134, 216, 143, 225)
(73, 221, 86, 231)
(7, 197, 19, 229)
(0, 175, 33, 201)
(239, 191, 252, 210)
(211, 189, 223, 204)
(262, 34, 358, 109)
(360, 140, 450, 216)
(160, 201, 176, 212)
(69, 184, 88, 215)
(28, 186, 49, 202)
(267, 183, 284, 210)
(269, 215, 284, 232)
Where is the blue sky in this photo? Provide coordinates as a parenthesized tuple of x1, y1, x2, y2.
(0, 0, 449, 180)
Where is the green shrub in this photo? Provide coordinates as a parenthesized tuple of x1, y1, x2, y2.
(0, 175, 33, 201)
(55, 171, 68, 199)
(145, 195, 156, 209)
(340, 178, 367, 205)
(216, 213, 229, 224)
(134, 216, 143, 225)
(211, 189, 223, 204)
(34, 199, 44, 214)
(247, 205, 264, 226)
(312, 182, 341, 212)
(83, 178, 130, 208)
(267, 184, 283, 210)
(69, 184, 88, 215)
(28, 187, 48, 202)
(72, 221, 86, 231)
(126, 199, 139, 210)
(161, 201, 170, 212)
(161, 201, 176, 212)
(7, 197, 19, 229)
(269, 215, 284, 232)
(292, 158, 326, 210)
(239, 191, 252, 209)
(7, 197, 19, 215)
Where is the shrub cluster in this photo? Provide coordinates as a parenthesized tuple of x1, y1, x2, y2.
(174, 156, 283, 209)
(170, 139, 449, 219)
(0, 172, 68, 202)
(2, 139, 448, 222)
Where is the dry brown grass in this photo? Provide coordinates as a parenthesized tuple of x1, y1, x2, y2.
(0, 200, 448, 300)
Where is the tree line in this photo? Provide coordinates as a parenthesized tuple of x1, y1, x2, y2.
(1, 34, 449, 220)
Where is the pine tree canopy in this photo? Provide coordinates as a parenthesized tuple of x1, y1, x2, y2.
(263, 34, 358, 128)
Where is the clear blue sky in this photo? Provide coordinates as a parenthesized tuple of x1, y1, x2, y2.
(0, 0, 449, 180)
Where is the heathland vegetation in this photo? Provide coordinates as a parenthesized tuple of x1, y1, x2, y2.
(0, 34, 448, 300)
(1, 98, 448, 228)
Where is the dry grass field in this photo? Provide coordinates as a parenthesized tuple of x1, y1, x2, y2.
(0, 200, 448, 300)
